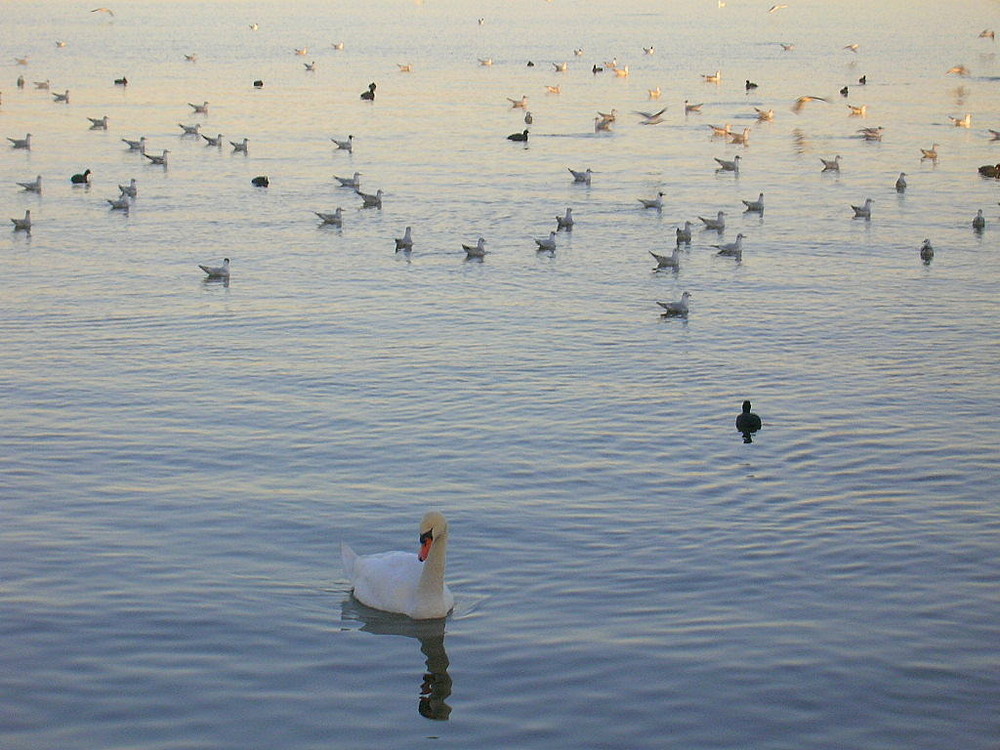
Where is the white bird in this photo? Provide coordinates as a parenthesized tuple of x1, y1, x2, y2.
(792, 95, 828, 114)
(55, 40, 67, 47)
(184, 53, 198, 62)
(847, 104, 867, 117)
(851, 198, 873, 219)
(684, 100, 704, 113)
(199, 258, 230, 278)
(972, 209, 986, 230)
(17, 175, 42, 193)
(335, 172, 361, 188)
(88, 115, 109, 130)
(556, 207, 574, 230)
(178, 122, 201, 135)
(729, 127, 751, 145)
(315, 208, 343, 226)
(702, 70, 721, 83)
(768, 4, 788, 12)
(535, 231, 557, 252)
(11, 210, 31, 232)
(143, 149, 169, 165)
(90, 6, 114, 15)
(52, 90, 69, 103)
(462, 237, 487, 257)
(648, 87, 662, 99)
(712, 233, 745, 258)
(614, 65, 630, 78)
(699, 211, 726, 230)
(594, 116, 613, 132)
(230, 138, 249, 153)
(249, 23, 259, 30)
(742, 192, 764, 212)
(568, 167, 592, 184)
(643, 46, 655, 55)
(118, 178, 137, 197)
(844, 43, 860, 52)
(189, 101, 209, 113)
(34, 80, 51, 90)
(342, 511, 454, 620)
(545, 84, 561, 94)
(332, 42, 345, 50)
(107, 195, 129, 210)
(676, 221, 693, 244)
(304, 61, 316, 71)
(895, 172, 907, 192)
(657, 292, 691, 317)
(597, 109, 618, 122)
(857, 126, 884, 141)
(395, 226, 413, 251)
(820, 155, 842, 172)
(754, 107, 775, 121)
(949, 113, 972, 128)
(779, 43, 796, 52)
(357, 188, 383, 208)
(634, 107, 668, 125)
(553, 62, 568, 72)
(714, 155, 741, 173)
(507, 95, 528, 108)
(708, 123, 732, 137)
(8, 133, 32, 149)
(920, 239, 934, 263)
(478, 57, 493, 66)
(650, 247, 681, 269)
(920, 144, 938, 160)
(331, 135, 354, 151)
(574, 48, 584, 56)
(397, 64, 413, 72)
(202, 133, 224, 147)
(638, 192, 665, 210)
(122, 136, 146, 152)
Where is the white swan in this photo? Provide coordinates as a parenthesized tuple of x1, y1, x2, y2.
(342, 511, 454, 620)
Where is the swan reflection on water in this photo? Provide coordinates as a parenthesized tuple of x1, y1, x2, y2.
(341, 598, 453, 721)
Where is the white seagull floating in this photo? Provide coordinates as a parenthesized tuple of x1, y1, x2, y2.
(462, 237, 487, 258)
(714, 155, 741, 173)
(122, 136, 146, 152)
(507, 95, 528, 108)
(119, 178, 137, 197)
(638, 192, 665, 210)
(650, 247, 681, 269)
(568, 167, 592, 184)
(534, 231, 557, 252)
(34, 80, 51, 90)
(230, 138, 249, 153)
(755, 107, 775, 121)
(143, 149, 169, 165)
(699, 211, 726, 231)
(107, 195, 129, 210)
(949, 113, 972, 128)
(676, 221, 693, 244)
(712, 233, 745, 259)
(634, 107, 668, 125)
(553, 62, 568, 72)
(8, 133, 32, 149)
(198, 258, 230, 278)
(972, 209, 986, 231)
(202, 133, 224, 147)
(556, 207, 574, 230)
(702, 70, 721, 83)
(342, 511, 454, 620)
(395, 226, 413, 251)
(685, 100, 704, 114)
(334, 172, 361, 188)
(895, 172, 907, 192)
(851, 198, 873, 219)
(52, 90, 70, 103)
(820, 155, 842, 171)
(331, 135, 354, 151)
(729, 127, 751, 145)
(657, 292, 691, 317)
(17, 175, 42, 193)
(11, 210, 32, 232)
(178, 122, 201, 135)
(88, 115, 109, 130)
(920, 144, 938, 160)
(315, 208, 343, 226)
(189, 101, 209, 114)
(357, 188, 383, 208)
(742, 193, 764, 212)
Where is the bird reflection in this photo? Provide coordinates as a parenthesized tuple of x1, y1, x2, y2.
(341, 598, 453, 720)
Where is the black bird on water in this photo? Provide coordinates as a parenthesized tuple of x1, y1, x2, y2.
(251, 175, 269, 187)
(70, 168, 91, 184)
(360, 82, 376, 101)
(507, 129, 529, 142)
(736, 400, 762, 442)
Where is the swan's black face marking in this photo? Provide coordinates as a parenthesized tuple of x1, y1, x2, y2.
(419, 529, 433, 561)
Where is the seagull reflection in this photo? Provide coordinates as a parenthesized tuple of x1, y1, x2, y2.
(341, 598, 453, 721)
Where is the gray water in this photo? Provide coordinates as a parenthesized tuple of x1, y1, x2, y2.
(2, 0, 999, 747)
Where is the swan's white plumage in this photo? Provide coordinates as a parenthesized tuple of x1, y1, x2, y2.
(342, 511, 454, 620)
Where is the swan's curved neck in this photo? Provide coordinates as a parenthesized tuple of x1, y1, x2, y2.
(418, 536, 448, 594)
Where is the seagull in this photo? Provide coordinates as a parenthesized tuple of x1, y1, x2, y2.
(597, 109, 618, 122)
(643, 46, 655, 55)
(708, 123, 732, 137)
(947, 65, 970, 76)
(768, 3, 788, 11)
(857, 126, 884, 141)
(34, 80, 51, 90)
(8, 134, 32, 149)
(979, 29, 995, 40)
(553, 62, 568, 72)
(920, 144, 939, 160)
(895, 172, 907, 192)
(395, 226, 413, 251)
(745, 79, 758, 91)
(851, 197, 873, 219)
(52, 90, 70, 103)
(919, 239, 934, 263)
(634, 107, 668, 125)
(230, 138, 249, 153)
(507, 129, 529, 142)
(988, 129, 1000, 141)
(294, 48, 308, 56)
(648, 87, 662, 99)
(684, 100, 703, 113)
(397, 64, 413, 72)
(17, 175, 42, 193)
(702, 70, 721, 83)
(143, 149, 169, 165)
(331, 135, 354, 152)
(334, 172, 361, 188)
(55, 40, 67, 48)
(107, 195, 129, 210)
(70, 169, 92, 184)
(555, 207, 574, 230)
(189, 101, 209, 113)
(534, 231, 557, 252)
(507, 95, 528, 108)
(657, 292, 691, 317)
(198, 258, 230, 278)
(88, 115, 109, 130)
(729, 127, 751, 145)
(594, 116, 613, 132)
(820, 155, 842, 172)
(91, 7, 114, 16)
(315, 209, 343, 226)
(742, 192, 764, 212)
(972, 209, 986, 230)
(712, 233, 744, 258)
(119, 178, 137, 197)
(202, 133, 224, 147)
(122, 136, 146, 152)
(178, 123, 201, 135)
(614, 65, 630, 78)
(847, 104, 867, 116)
(304, 61, 316, 72)
(15, 56, 29, 66)
(676, 221, 693, 244)
(574, 48, 584, 56)
(650, 247, 681, 269)
(11, 210, 32, 232)
(524, 111, 533, 125)
(545, 84, 561, 94)
(462, 237, 487, 258)
(792, 95, 828, 113)
(249, 23, 259, 30)
(360, 82, 377, 101)
(332, 42, 345, 50)
(356, 188, 383, 208)
(779, 43, 796, 51)
(638, 192, 665, 209)
(844, 43, 860, 52)
(184, 53, 198, 62)
(949, 113, 972, 128)
(699, 211, 726, 230)
(714, 155, 741, 173)
(478, 58, 494, 66)
(754, 108, 774, 121)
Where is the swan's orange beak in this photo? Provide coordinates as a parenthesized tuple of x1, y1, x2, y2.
(418, 530, 433, 562)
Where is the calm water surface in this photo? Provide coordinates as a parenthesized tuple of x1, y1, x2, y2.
(2, 1, 999, 748)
